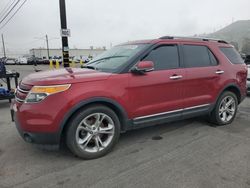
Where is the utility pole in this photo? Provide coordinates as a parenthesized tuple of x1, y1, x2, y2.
(1, 34, 6, 58)
(45, 34, 50, 59)
(59, 0, 69, 67)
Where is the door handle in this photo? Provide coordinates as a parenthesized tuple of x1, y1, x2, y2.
(215, 70, 224, 74)
(169, 75, 183, 80)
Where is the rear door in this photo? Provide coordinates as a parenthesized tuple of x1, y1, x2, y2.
(181, 43, 222, 110)
(128, 43, 186, 123)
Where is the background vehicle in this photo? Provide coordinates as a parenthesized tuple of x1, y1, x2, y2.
(245, 55, 250, 66)
(81, 55, 90, 62)
(247, 66, 250, 94)
(27, 57, 44, 65)
(70, 56, 81, 63)
(12, 37, 248, 159)
(17, 57, 28, 65)
(42, 59, 50, 65)
(5, 58, 16, 65)
(51, 56, 63, 64)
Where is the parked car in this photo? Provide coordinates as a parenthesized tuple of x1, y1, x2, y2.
(51, 56, 62, 65)
(5, 58, 16, 65)
(17, 57, 28, 65)
(27, 57, 44, 65)
(42, 59, 50, 65)
(245, 55, 250, 66)
(241, 53, 246, 60)
(247, 66, 250, 94)
(80, 56, 90, 62)
(70, 56, 81, 63)
(12, 36, 248, 159)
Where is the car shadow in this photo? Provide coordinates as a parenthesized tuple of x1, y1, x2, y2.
(39, 116, 211, 159)
(120, 119, 194, 140)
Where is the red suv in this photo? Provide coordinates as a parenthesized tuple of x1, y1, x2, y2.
(12, 36, 248, 159)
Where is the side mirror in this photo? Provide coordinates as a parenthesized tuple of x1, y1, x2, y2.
(131, 61, 154, 74)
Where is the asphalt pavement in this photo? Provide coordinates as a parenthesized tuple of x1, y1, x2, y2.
(0, 65, 250, 188)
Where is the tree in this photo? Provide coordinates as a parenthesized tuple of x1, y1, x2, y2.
(230, 41, 239, 51)
(241, 38, 250, 55)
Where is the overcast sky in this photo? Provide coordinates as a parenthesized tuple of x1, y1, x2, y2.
(0, 0, 250, 56)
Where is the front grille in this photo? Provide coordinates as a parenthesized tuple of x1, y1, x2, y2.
(15, 82, 33, 103)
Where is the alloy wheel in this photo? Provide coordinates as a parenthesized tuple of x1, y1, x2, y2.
(75, 113, 115, 153)
(218, 96, 236, 123)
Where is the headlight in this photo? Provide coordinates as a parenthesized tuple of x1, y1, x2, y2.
(25, 84, 71, 103)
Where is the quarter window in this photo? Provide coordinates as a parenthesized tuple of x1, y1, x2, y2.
(143, 45, 179, 70)
(220, 47, 244, 64)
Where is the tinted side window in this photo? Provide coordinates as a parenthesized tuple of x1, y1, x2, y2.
(183, 45, 211, 67)
(220, 47, 244, 64)
(143, 45, 179, 70)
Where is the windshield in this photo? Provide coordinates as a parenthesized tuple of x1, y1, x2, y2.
(85, 44, 149, 72)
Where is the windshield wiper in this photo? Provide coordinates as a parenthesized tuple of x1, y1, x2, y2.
(89, 55, 128, 64)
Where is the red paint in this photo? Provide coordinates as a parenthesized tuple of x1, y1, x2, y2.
(14, 39, 247, 136)
(136, 61, 154, 70)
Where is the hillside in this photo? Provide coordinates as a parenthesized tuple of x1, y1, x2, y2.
(206, 20, 250, 49)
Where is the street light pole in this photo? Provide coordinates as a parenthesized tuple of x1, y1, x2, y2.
(45, 34, 50, 59)
(1, 34, 6, 58)
(59, 0, 69, 67)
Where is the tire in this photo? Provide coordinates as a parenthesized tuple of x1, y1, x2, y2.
(210, 91, 238, 126)
(66, 105, 121, 159)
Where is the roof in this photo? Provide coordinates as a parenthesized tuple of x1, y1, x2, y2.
(29, 48, 105, 51)
(122, 36, 230, 46)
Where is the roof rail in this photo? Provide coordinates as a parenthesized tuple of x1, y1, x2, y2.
(159, 36, 174, 39)
(159, 36, 228, 44)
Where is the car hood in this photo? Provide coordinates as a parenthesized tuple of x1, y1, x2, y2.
(22, 68, 112, 85)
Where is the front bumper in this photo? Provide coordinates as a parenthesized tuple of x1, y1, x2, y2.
(11, 103, 61, 145)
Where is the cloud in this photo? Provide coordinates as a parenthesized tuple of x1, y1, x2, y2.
(0, 0, 249, 56)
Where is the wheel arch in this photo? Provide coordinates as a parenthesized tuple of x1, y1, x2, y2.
(59, 97, 130, 143)
(209, 83, 242, 125)
(218, 84, 242, 104)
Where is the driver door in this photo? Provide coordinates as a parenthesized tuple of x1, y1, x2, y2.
(128, 44, 185, 124)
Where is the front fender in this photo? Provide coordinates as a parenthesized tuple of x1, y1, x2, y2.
(58, 97, 130, 137)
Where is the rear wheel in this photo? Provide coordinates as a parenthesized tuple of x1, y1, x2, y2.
(210, 91, 238, 125)
(66, 105, 120, 159)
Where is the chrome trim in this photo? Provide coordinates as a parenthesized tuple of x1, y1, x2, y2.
(131, 66, 154, 73)
(133, 104, 210, 121)
(183, 104, 210, 110)
(145, 68, 154, 72)
(215, 70, 224, 74)
(134, 109, 183, 120)
(169, 75, 183, 80)
(30, 84, 71, 88)
(15, 96, 24, 103)
(17, 86, 29, 93)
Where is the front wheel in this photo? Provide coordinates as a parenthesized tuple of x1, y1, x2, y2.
(210, 91, 238, 125)
(66, 105, 120, 159)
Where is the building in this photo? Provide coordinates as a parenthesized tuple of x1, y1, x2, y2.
(29, 48, 106, 59)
